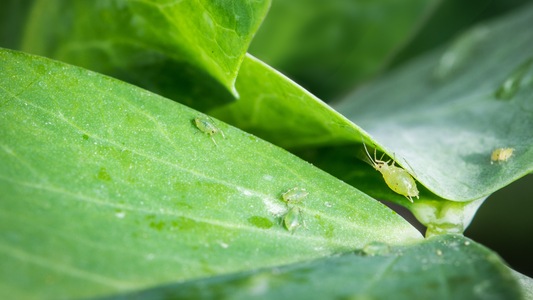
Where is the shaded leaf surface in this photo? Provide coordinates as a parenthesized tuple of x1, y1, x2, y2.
(388, 0, 533, 70)
(333, 4, 533, 201)
(511, 269, 533, 300)
(248, 0, 438, 101)
(98, 235, 520, 300)
(294, 146, 486, 237)
(213, 4, 533, 203)
(21, 0, 271, 110)
(0, 49, 422, 300)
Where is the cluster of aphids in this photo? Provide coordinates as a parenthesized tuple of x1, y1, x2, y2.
(194, 116, 308, 233)
(491, 148, 514, 164)
(193, 116, 515, 231)
(279, 187, 309, 233)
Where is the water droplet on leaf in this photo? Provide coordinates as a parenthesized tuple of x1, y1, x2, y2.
(494, 58, 533, 100)
(434, 26, 489, 81)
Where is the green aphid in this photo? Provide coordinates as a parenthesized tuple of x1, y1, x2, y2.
(281, 206, 307, 233)
(491, 147, 515, 164)
(194, 116, 225, 146)
(361, 136, 419, 203)
(281, 187, 309, 206)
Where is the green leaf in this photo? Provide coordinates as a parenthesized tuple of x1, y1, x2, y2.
(511, 269, 533, 300)
(0, 48, 422, 299)
(293, 146, 486, 237)
(213, 3, 533, 204)
(21, 0, 271, 110)
(248, 0, 439, 101)
(333, 4, 533, 201)
(210, 54, 361, 148)
(96, 235, 521, 300)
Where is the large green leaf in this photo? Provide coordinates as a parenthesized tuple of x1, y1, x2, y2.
(212, 3, 533, 205)
(0, 48, 422, 299)
(97, 235, 521, 300)
(210, 54, 361, 148)
(333, 4, 533, 201)
(21, 0, 271, 111)
(247, 0, 439, 101)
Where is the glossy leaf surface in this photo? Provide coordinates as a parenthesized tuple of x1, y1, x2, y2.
(21, 0, 271, 110)
(0, 48, 422, 300)
(98, 235, 521, 300)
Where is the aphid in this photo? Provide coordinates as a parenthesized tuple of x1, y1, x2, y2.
(281, 187, 309, 207)
(281, 206, 307, 233)
(194, 116, 225, 146)
(491, 148, 514, 164)
(361, 137, 419, 203)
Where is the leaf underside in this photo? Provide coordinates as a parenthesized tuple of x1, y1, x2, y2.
(212, 3, 533, 204)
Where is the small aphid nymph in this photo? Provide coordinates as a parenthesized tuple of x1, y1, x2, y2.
(361, 136, 419, 203)
(281, 206, 307, 233)
(281, 187, 309, 206)
(194, 116, 225, 146)
(491, 148, 514, 164)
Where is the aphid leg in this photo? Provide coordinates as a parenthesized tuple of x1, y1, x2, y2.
(208, 116, 225, 139)
(374, 147, 388, 164)
(406, 194, 413, 203)
(379, 151, 386, 162)
(210, 136, 218, 146)
(303, 219, 309, 230)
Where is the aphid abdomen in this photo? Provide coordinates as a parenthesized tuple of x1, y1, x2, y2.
(381, 167, 419, 201)
(491, 148, 514, 164)
(194, 116, 224, 146)
(283, 207, 302, 232)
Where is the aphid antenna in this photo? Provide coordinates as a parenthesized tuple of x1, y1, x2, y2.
(403, 158, 418, 178)
(360, 133, 377, 167)
(210, 137, 218, 147)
